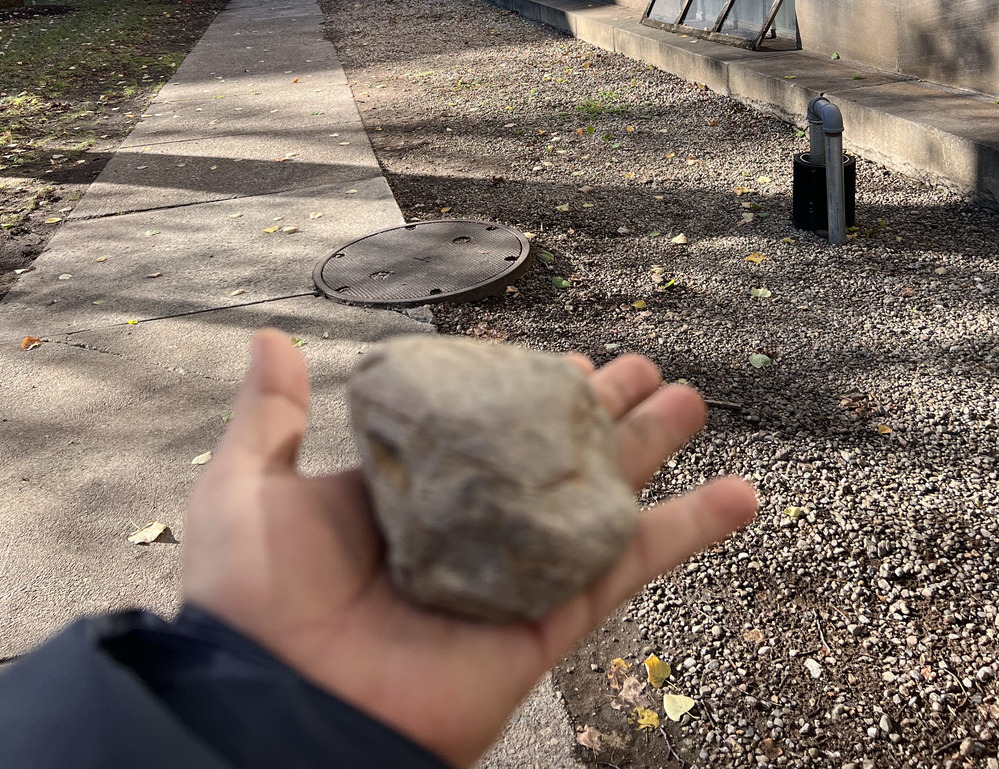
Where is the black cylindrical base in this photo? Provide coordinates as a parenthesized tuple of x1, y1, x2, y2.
(792, 152, 856, 231)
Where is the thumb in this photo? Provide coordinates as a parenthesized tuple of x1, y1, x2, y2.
(217, 328, 310, 472)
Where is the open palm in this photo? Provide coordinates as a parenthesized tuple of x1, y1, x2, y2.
(183, 329, 756, 768)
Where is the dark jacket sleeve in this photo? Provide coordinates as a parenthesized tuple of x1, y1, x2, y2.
(0, 607, 453, 769)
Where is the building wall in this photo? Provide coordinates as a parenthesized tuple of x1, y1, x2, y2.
(795, 0, 999, 95)
(633, 0, 999, 95)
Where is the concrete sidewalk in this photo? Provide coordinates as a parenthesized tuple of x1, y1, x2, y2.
(0, 0, 432, 658)
(0, 3, 576, 766)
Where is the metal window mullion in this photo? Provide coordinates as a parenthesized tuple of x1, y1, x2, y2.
(676, 0, 696, 24)
(712, 0, 740, 32)
(752, 0, 786, 49)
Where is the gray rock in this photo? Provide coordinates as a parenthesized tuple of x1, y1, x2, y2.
(348, 335, 636, 621)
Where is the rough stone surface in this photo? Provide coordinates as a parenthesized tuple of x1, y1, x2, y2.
(348, 335, 636, 622)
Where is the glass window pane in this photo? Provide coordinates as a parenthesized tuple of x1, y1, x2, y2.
(771, 0, 797, 39)
(681, 0, 728, 31)
(719, 0, 796, 41)
(645, 0, 686, 25)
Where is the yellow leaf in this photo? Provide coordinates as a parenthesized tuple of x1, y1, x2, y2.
(628, 706, 660, 731)
(733, 186, 753, 196)
(440, 207, 452, 213)
(745, 252, 767, 264)
(624, 172, 636, 179)
(127, 521, 170, 545)
(783, 506, 804, 519)
(632, 299, 647, 310)
(92, 300, 105, 305)
(644, 654, 671, 688)
(96, 256, 107, 262)
(665, 152, 676, 159)
(626, 125, 635, 132)
(191, 451, 213, 466)
(309, 212, 323, 219)
(556, 203, 570, 212)
(877, 424, 892, 434)
(662, 693, 695, 721)
(611, 658, 631, 671)
(263, 226, 281, 233)
(282, 226, 299, 234)
(45, 217, 62, 224)
(58, 274, 72, 280)
(127, 319, 139, 325)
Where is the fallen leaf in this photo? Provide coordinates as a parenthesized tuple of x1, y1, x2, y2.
(670, 233, 688, 245)
(784, 75, 797, 80)
(745, 252, 767, 264)
(96, 256, 107, 262)
(582, 203, 594, 208)
(440, 206, 452, 214)
(290, 337, 307, 348)
(760, 738, 784, 760)
(292, 77, 299, 83)
(92, 300, 105, 305)
(749, 353, 772, 369)
(45, 217, 62, 224)
(576, 725, 602, 752)
(21, 336, 42, 351)
(263, 226, 281, 233)
(604, 342, 622, 351)
(145, 229, 160, 236)
(607, 658, 632, 690)
(309, 212, 324, 219)
(552, 277, 571, 289)
(128, 521, 170, 545)
(783, 506, 805, 519)
(578, 185, 596, 194)
(536, 250, 555, 264)
(741, 212, 755, 224)
(648, 231, 662, 238)
(744, 629, 765, 643)
(643, 654, 671, 688)
(662, 693, 695, 721)
(750, 287, 772, 298)
(899, 286, 916, 297)
(632, 299, 647, 310)
(221, 412, 233, 423)
(877, 424, 892, 434)
(757, 176, 773, 184)
(145, 272, 163, 279)
(229, 212, 243, 219)
(709, 118, 719, 127)
(611, 676, 648, 711)
(555, 203, 570, 212)
(58, 274, 72, 280)
(629, 706, 660, 731)
(282, 226, 299, 234)
(127, 319, 139, 325)
(733, 186, 753, 196)
(191, 451, 213, 466)
(831, 52, 840, 59)
(626, 125, 635, 133)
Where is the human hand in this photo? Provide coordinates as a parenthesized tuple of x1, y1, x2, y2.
(183, 329, 756, 768)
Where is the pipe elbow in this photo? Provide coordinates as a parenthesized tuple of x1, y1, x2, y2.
(808, 97, 844, 134)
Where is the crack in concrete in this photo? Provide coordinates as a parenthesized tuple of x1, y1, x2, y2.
(66, 173, 386, 222)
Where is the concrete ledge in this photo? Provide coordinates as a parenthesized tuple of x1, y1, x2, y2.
(488, 0, 999, 208)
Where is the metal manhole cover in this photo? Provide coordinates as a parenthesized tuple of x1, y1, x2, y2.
(313, 219, 531, 307)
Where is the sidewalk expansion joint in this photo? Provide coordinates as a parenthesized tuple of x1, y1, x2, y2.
(49, 291, 319, 339)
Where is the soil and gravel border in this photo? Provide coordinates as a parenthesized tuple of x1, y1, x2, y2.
(320, 1, 999, 767)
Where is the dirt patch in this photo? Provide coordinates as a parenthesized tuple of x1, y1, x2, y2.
(0, 0, 228, 299)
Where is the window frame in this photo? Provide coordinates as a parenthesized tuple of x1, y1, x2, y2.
(641, 0, 795, 51)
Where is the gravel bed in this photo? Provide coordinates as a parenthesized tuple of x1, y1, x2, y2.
(319, 1, 999, 766)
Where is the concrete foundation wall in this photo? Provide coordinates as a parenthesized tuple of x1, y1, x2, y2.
(796, 0, 999, 96)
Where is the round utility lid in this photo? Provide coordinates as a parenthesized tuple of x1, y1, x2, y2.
(313, 219, 531, 307)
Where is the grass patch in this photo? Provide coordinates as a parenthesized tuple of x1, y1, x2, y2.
(575, 90, 630, 117)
